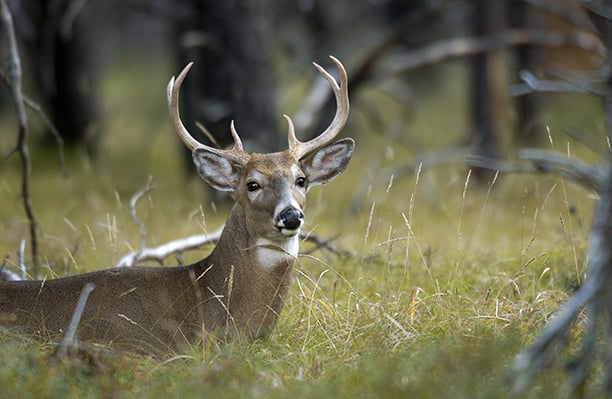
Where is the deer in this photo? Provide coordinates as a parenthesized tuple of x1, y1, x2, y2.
(0, 56, 353, 355)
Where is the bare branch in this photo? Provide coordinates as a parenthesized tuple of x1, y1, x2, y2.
(465, 150, 605, 191)
(512, 166, 612, 395)
(0, 0, 40, 273)
(299, 232, 351, 257)
(17, 239, 26, 280)
(129, 179, 156, 250)
(509, 69, 604, 97)
(387, 29, 604, 75)
(115, 225, 351, 268)
(55, 282, 96, 358)
(116, 227, 224, 268)
(0, 70, 67, 175)
(0, 256, 21, 281)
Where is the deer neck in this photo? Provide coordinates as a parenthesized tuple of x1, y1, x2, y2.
(198, 204, 297, 337)
(209, 204, 299, 270)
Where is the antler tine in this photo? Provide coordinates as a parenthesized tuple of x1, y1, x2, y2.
(167, 63, 248, 164)
(289, 55, 350, 159)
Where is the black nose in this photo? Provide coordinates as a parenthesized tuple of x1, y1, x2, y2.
(278, 208, 304, 230)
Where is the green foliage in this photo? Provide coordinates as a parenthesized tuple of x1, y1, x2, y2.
(0, 59, 604, 397)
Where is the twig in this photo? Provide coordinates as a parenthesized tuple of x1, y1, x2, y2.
(1, 0, 40, 273)
(0, 74, 67, 175)
(129, 179, 156, 250)
(0, 256, 21, 281)
(17, 239, 26, 280)
(509, 69, 604, 97)
(55, 282, 96, 358)
(299, 232, 351, 257)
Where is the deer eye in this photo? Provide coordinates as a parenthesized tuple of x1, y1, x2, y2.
(246, 181, 260, 192)
(296, 177, 306, 188)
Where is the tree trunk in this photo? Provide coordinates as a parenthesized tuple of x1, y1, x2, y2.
(173, 0, 279, 172)
(470, 0, 506, 182)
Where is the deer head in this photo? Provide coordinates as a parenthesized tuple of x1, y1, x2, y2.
(167, 56, 354, 254)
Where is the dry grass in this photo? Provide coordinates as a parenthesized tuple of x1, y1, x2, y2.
(0, 58, 604, 397)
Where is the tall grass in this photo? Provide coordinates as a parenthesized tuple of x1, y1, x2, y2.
(0, 58, 602, 397)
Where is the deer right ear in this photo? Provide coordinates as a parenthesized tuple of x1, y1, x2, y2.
(193, 149, 241, 192)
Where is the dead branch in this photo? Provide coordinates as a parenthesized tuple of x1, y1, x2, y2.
(0, 256, 21, 281)
(129, 179, 156, 250)
(1, 0, 40, 273)
(465, 149, 605, 191)
(17, 239, 26, 280)
(387, 29, 604, 76)
(115, 226, 350, 268)
(55, 282, 96, 358)
(509, 69, 604, 97)
(511, 165, 612, 395)
(115, 227, 224, 267)
(299, 232, 351, 258)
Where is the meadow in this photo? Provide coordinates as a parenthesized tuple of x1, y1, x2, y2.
(0, 58, 603, 397)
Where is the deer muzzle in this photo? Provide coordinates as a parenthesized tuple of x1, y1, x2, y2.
(276, 207, 304, 236)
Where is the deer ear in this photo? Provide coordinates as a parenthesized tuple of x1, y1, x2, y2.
(301, 138, 354, 186)
(193, 148, 241, 192)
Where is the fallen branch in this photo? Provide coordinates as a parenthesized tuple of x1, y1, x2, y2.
(55, 282, 96, 358)
(300, 233, 351, 258)
(0, 256, 21, 282)
(115, 226, 350, 268)
(465, 149, 605, 191)
(115, 227, 224, 267)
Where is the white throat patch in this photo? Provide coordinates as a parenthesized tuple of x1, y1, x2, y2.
(255, 236, 299, 268)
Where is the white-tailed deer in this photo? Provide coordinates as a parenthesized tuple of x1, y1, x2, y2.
(0, 56, 353, 354)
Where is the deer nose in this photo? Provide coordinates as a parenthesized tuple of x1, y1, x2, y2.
(277, 207, 304, 232)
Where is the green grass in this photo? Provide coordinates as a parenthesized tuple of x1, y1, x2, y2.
(0, 58, 605, 397)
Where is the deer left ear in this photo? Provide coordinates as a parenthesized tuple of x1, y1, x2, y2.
(192, 148, 241, 192)
(301, 138, 354, 186)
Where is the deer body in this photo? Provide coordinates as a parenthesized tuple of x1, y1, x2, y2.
(0, 198, 296, 353)
(0, 57, 353, 354)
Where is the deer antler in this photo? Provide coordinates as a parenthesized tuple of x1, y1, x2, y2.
(287, 55, 350, 159)
(167, 62, 249, 165)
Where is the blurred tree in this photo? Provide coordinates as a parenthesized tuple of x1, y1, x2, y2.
(11, 0, 99, 155)
(470, 0, 507, 181)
